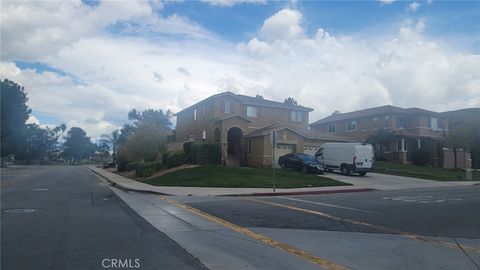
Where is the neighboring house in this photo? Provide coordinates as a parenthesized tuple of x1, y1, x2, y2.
(441, 108, 479, 169)
(309, 105, 449, 167)
(174, 92, 351, 167)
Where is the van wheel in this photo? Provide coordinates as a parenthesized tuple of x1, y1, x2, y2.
(341, 165, 350, 175)
(281, 163, 287, 170)
(359, 172, 367, 176)
(302, 166, 308, 174)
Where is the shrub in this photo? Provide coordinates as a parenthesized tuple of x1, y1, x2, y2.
(183, 142, 220, 165)
(117, 156, 128, 172)
(166, 151, 186, 168)
(136, 161, 163, 177)
(412, 149, 430, 166)
(126, 162, 139, 171)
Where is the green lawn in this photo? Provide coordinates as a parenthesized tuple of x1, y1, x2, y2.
(145, 165, 351, 188)
(374, 161, 480, 181)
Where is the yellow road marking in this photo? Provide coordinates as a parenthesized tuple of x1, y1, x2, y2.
(159, 196, 350, 270)
(246, 198, 480, 253)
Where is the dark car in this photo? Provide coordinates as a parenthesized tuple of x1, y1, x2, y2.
(278, 153, 325, 174)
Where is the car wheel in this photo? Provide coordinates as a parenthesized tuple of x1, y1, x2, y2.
(301, 166, 308, 174)
(281, 163, 287, 170)
(359, 172, 367, 176)
(341, 165, 350, 175)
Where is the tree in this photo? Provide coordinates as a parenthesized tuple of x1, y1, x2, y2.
(446, 121, 480, 169)
(128, 108, 173, 130)
(1, 79, 32, 160)
(101, 129, 120, 162)
(118, 123, 135, 146)
(117, 125, 167, 163)
(366, 129, 396, 159)
(63, 127, 94, 165)
(284, 97, 299, 106)
(15, 124, 58, 164)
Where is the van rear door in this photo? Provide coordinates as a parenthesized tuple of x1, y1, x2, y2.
(355, 145, 373, 169)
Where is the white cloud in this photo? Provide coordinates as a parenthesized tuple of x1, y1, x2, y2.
(379, 0, 396, 5)
(260, 9, 304, 42)
(1, 3, 479, 139)
(408, 2, 421, 12)
(200, 0, 267, 7)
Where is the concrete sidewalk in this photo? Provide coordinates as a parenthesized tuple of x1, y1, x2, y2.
(88, 166, 373, 196)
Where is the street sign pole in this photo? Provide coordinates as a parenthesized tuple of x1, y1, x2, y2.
(272, 130, 276, 193)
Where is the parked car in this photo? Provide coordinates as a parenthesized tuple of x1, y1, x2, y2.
(278, 153, 325, 174)
(315, 143, 374, 176)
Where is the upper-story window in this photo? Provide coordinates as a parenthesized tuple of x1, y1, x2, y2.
(429, 117, 439, 130)
(328, 124, 336, 133)
(384, 116, 390, 128)
(373, 117, 378, 129)
(396, 116, 404, 129)
(346, 120, 357, 131)
(192, 108, 197, 121)
(224, 102, 231, 114)
(246, 106, 258, 118)
(290, 111, 303, 122)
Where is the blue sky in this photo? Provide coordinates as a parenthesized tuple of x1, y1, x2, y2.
(1, 0, 479, 138)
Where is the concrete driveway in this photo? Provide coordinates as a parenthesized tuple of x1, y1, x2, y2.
(324, 172, 480, 190)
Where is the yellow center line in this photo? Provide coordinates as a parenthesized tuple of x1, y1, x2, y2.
(246, 198, 480, 253)
(159, 196, 350, 270)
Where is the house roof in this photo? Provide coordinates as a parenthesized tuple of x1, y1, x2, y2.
(244, 123, 352, 142)
(310, 105, 442, 126)
(213, 114, 252, 123)
(176, 91, 313, 115)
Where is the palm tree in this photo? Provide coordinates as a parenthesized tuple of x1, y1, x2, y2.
(101, 129, 120, 162)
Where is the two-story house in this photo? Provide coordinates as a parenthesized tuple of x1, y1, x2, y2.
(309, 105, 449, 166)
(174, 92, 351, 167)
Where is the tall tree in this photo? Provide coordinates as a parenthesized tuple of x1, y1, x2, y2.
(63, 127, 94, 165)
(15, 124, 58, 164)
(1, 79, 32, 160)
(117, 125, 167, 163)
(284, 97, 298, 106)
(128, 108, 173, 130)
(101, 129, 120, 161)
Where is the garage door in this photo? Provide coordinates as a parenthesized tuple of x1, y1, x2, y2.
(274, 144, 295, 168)
(304, 146, 320, 157)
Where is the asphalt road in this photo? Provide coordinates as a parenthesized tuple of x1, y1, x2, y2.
(1, 165, 207, 270)
(186, 185, 480, 238)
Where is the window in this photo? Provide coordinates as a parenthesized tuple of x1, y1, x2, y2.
(346, 120, 357, 131)
(385, 143, 390, 153)
(247, 139, 252, 156)
(396, 116, 404, 129)
(224, 102, 231, 114)
(246, 106, 257, 118)
(429, 117, 439, 130)
(290, 111, 303, 122)
(193, 108, 197, 121)
(384, 116, 390, 128)
(328, 124, 336, 133)
(202, 130, 206, 140)
(373, 117, 378, 129)
(417, 139, 421, 149)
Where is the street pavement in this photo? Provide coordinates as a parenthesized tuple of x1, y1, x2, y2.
(2, 165, 480, 270)
(1, 165, 207, 270)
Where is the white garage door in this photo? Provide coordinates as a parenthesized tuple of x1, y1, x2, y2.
(304, 146, 320, 157)
(274, 144, 295, 168)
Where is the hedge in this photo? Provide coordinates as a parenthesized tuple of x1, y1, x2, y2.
(117, 156, 128, 172)
(183, 142, 220, 165)
(136, 161, 163, 177)
(126, 162, 139, 172)
(166, 151, 186, 168)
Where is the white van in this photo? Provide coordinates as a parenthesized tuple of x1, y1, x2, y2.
(315, 143, 374, 176)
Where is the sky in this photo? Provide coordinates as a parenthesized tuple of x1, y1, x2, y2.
(1, 0, 479, 139)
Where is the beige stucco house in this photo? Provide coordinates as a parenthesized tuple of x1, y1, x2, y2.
(174, 92, 351, 167)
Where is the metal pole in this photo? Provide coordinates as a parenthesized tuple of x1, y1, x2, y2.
(272, 130, 276, 192)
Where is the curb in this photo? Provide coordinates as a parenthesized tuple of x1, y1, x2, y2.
(249, 188, 375, 197)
